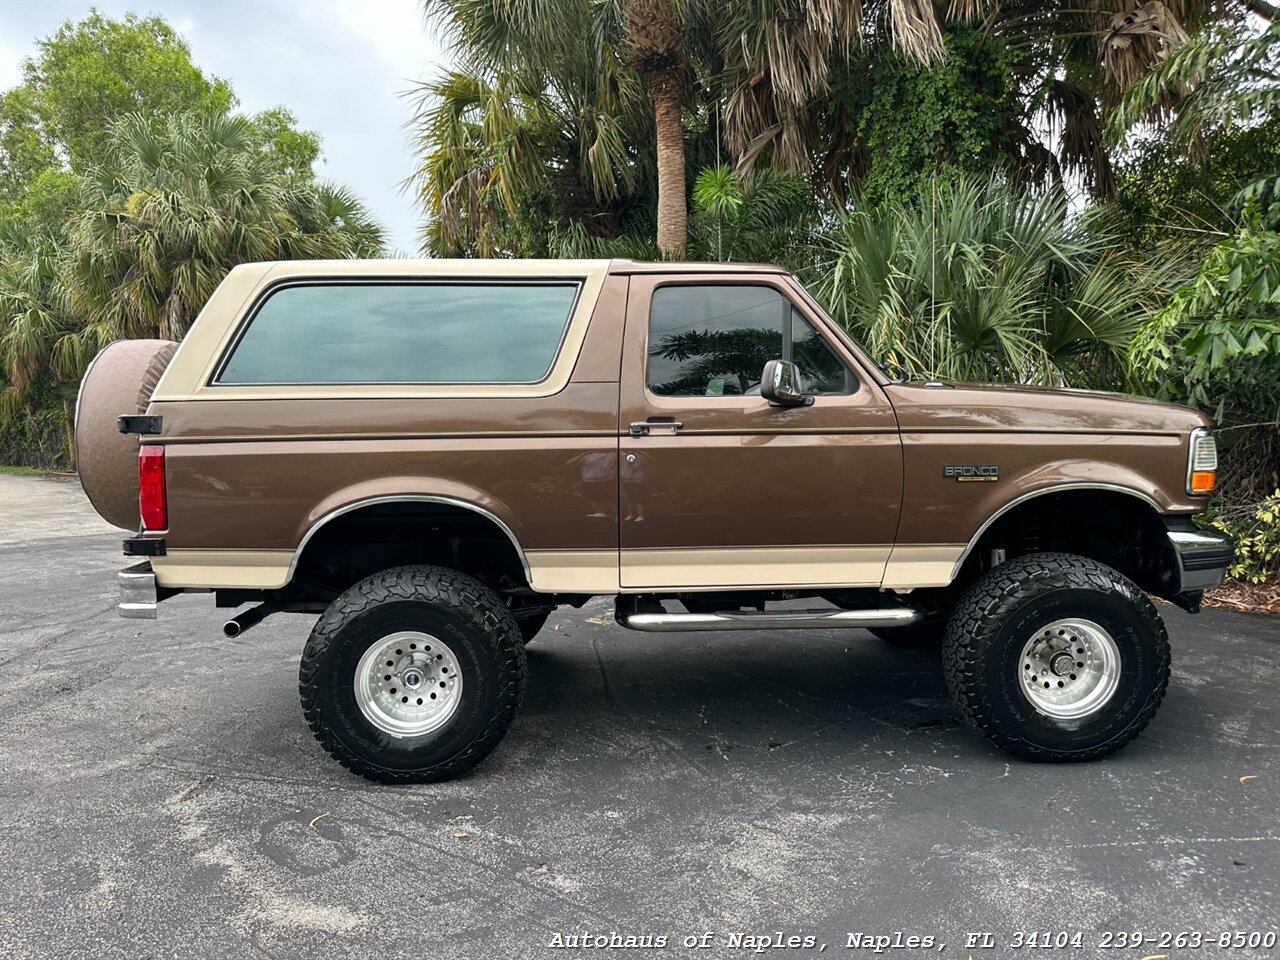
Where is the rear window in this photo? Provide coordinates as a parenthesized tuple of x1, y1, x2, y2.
(216, 281, 580, 385)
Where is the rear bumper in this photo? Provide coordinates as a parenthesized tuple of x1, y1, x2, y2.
(119, 561, 158, 619)
(1166, 524, 1234, 592)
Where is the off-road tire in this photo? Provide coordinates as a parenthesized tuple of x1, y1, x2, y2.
(942, 552, 1170, 762)
(299, 565, 526, 783)
(870, 623, 942, 650)
(74, 338, 177, 529)
(515, 609, 551, 645)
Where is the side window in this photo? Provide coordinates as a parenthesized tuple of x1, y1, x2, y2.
(646, 284, 853, 397)
(217, 282, 579, 385)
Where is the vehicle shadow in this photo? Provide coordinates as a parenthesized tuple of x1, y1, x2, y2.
(511, 620, 1230, 772)
(515, 628, 967, 766)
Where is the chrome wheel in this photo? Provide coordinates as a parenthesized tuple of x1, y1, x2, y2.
(354, 631, 463, 738)
(1018, 618, 1121, 720)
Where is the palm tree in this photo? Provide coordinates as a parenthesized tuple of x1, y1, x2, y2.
(806, 174, 1162, 387)
(688, 165, 817, 265)
(0, 228, 76, 432)
(719, 0, 1223, 200)
(58, 111, 383, 367)
(548, 163, 818, 269)
(0, 110, 383, 449)
(1110, 18, 1278, 170)
(622, 0, 689, 256)
(415, 0, 941, 253)
(718, 0, 913, 176)
(415, 0, 702, 257)
(415, 0, 1225, 249)
(1007, 0, 1222, 199)
(409, 34, 648, 256)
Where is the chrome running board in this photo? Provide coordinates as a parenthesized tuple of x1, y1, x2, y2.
(616, 607, 921, 633)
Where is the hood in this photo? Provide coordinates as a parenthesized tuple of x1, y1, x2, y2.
(884, 381, 1211, 434)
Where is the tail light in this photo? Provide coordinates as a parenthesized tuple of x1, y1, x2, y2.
(138, 444, 168, 529)
(1187, 428, 1217, 495)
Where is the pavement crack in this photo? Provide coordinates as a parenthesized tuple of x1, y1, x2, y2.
(175, 774, 216, 803)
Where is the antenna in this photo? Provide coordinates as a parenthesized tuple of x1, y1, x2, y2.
(931, 175, 937, 375)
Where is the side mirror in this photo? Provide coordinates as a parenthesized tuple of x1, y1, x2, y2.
(760, 359, 814, 407)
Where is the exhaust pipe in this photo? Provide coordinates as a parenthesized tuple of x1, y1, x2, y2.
(223, 603, 278, 638)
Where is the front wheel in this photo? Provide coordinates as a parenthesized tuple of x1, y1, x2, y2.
(299, 565, 526, 783)
(942, 552, 1170, 762)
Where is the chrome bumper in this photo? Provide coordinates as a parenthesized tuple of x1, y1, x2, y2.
(1167, 527, 1234, 593)
(119, 561, 158, 619)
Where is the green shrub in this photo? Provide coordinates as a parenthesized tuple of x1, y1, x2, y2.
(1209, 491, 1280, 585)
(808, 174, 1160, 389)
(0, 377, 71, 470)
(1129, 218, 1280, 518)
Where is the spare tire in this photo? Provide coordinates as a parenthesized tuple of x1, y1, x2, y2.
(75, 339, 178, 530)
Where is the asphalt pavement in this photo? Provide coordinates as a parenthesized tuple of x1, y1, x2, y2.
(0, 472, 1276, 960)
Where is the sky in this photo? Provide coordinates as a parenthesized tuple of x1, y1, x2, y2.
(0, 0, 448, 254)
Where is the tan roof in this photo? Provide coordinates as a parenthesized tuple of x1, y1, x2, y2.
(606, 259, 788, 275)
(228, 258, 788, 276)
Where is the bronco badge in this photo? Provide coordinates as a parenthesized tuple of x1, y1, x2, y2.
(944, 465, 1000, 482)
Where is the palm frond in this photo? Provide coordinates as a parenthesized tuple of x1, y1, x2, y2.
(1109, 21, 1279, 144)
(806, 173, 1154, 388)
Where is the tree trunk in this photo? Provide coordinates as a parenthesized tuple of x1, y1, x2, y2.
(649, 76, 687, 259)
(63, 394, 76, 473)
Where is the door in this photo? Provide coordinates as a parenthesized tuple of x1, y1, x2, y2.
(618, 273, 903, 590)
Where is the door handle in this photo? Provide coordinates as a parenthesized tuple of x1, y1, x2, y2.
(629, 419, 683, 437)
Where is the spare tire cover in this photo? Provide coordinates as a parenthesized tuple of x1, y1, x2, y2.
(75, 339, 178, 530)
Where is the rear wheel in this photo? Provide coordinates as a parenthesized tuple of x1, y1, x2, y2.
(299, 565, 526, 783)
(942, 552, 1170, 762)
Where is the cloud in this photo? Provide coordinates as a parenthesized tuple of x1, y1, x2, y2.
(0, 0, 447, 253)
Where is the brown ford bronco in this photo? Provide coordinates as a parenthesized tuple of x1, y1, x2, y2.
(74, 259, 1232, 782)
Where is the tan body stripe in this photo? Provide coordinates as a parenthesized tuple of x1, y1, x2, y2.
(152, 544, 967, 594)
(620, 545, 889, 590)
(151, 549, 293, 589)
(881, 544, 966, 589)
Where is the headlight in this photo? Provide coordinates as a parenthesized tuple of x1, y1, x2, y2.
(1187, 428, 1217, 495)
